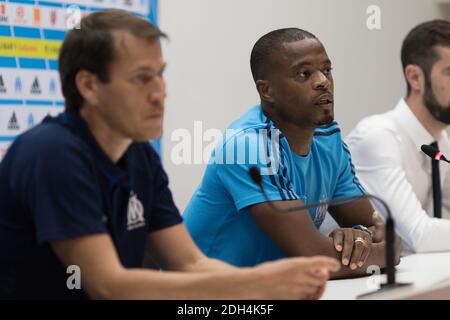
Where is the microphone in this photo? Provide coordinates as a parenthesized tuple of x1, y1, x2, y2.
(249, 166, 409, 290)
(421, 144, 450, 163)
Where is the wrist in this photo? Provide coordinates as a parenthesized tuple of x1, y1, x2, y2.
(352, 224, 373, 238)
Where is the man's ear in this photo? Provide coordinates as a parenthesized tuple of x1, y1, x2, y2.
(405, 64, 425, 95)
(75, 70, 100, 106)
(256, 80, 275, 103)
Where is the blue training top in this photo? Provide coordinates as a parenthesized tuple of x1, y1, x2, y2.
(184, 104, 364, 266)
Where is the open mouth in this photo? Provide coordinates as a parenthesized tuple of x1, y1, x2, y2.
(315, 93, 334, 107)
(316, 98, 333, 106)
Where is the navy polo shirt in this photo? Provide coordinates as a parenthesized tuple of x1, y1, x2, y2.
(0, 111, 182, 299)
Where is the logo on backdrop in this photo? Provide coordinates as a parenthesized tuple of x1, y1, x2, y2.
(15, 76, 21, 93)
(27, 113, 35, 129)
(33, 7, 40, 26)
(7, 112, 19, 130)
(30, 77, 41, 94)
(49, 78, 56, 95)
(15, 5, 26, 24)
(0, 75, 6, 94)
(50, 9, 57, 26)
(0, 4, 8, 23)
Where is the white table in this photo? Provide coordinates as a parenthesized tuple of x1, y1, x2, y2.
(322, 252, 450, 299)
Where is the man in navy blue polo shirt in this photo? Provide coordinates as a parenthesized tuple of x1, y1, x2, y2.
(0, 10, 339, 299)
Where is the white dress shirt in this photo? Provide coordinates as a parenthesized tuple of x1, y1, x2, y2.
(346, 98, 450, 254)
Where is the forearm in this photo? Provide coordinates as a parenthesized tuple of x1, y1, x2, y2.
(97, 268, 259, 300)
(180, 256, 240, 273)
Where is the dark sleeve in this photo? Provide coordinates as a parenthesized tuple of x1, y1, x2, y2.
(146, 146, 183, 233)
(27, 136, 107, 245)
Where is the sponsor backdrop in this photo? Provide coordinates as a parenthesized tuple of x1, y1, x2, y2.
(0, 0, 159, 160)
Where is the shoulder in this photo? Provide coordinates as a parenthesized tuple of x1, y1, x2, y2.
(127, 142, 162, 174)
(346, 112, 400, 151)
(346, 113, 403, 166)
(213, 107, 273, 161)
(7, 118, 92, 169)
(313, 121, 344, 149)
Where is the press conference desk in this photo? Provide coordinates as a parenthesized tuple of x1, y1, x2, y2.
(322, 252, 450, 299)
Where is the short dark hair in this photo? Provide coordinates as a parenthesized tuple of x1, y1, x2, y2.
(250, 28, 317, 82)
(59, 9, 167, 112)
(401, 19, 450, 95)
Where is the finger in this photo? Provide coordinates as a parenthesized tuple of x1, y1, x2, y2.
(341, 229, 354, 266)
(372, 211, 385, 229)
(332, 229, 344, 252)
(349, 237, 365, 270)
(372, 212, 385, 241)
(358, 245, 370, 268)
(372, 211, 382, 224)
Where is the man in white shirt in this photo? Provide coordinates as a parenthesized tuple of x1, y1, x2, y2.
(346, 20, 450, 254)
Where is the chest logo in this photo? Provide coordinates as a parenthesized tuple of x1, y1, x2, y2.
(127, 192, 146, 231)
(314, 195, 328, 224)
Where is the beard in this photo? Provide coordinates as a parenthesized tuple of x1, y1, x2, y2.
(314, 109, 334, 126)
(315, 114, 334, 126)
(423, 78, 450, 124)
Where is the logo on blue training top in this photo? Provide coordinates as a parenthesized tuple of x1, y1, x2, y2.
(314, 194, 328, 226)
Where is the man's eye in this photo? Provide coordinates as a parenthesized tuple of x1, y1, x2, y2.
(297, 70, 310, 78)
(324, 67, 333, 75)
(135, 74, 152, 83)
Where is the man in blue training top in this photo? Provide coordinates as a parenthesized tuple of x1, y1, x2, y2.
(0, 12, 339, 299)
(184, 28, 399, 278)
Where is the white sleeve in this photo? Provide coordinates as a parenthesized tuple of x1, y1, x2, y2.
(346, 125, 450, 253)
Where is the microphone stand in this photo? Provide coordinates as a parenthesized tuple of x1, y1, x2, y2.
(249, 166, 411, 295)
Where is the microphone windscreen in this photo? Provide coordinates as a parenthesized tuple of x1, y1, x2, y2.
(421, 144, 438, 159)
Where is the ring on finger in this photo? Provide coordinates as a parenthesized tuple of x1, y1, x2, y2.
(354, 237, 366, 246)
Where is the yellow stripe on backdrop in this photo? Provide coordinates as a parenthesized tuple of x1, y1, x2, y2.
(0, 37, 62, 60)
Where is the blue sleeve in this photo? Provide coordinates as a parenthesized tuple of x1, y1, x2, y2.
(214, 128, 298, 211)
(27, 136, 107, 245)
(333, 140, 365, 199)
(146, 146, 183, 232)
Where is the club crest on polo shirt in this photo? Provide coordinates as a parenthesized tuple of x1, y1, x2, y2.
(127, 191, 146, 231)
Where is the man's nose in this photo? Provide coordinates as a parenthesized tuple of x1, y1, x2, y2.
(313, 71, 330, 90)
(149, 77, 167, 105)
